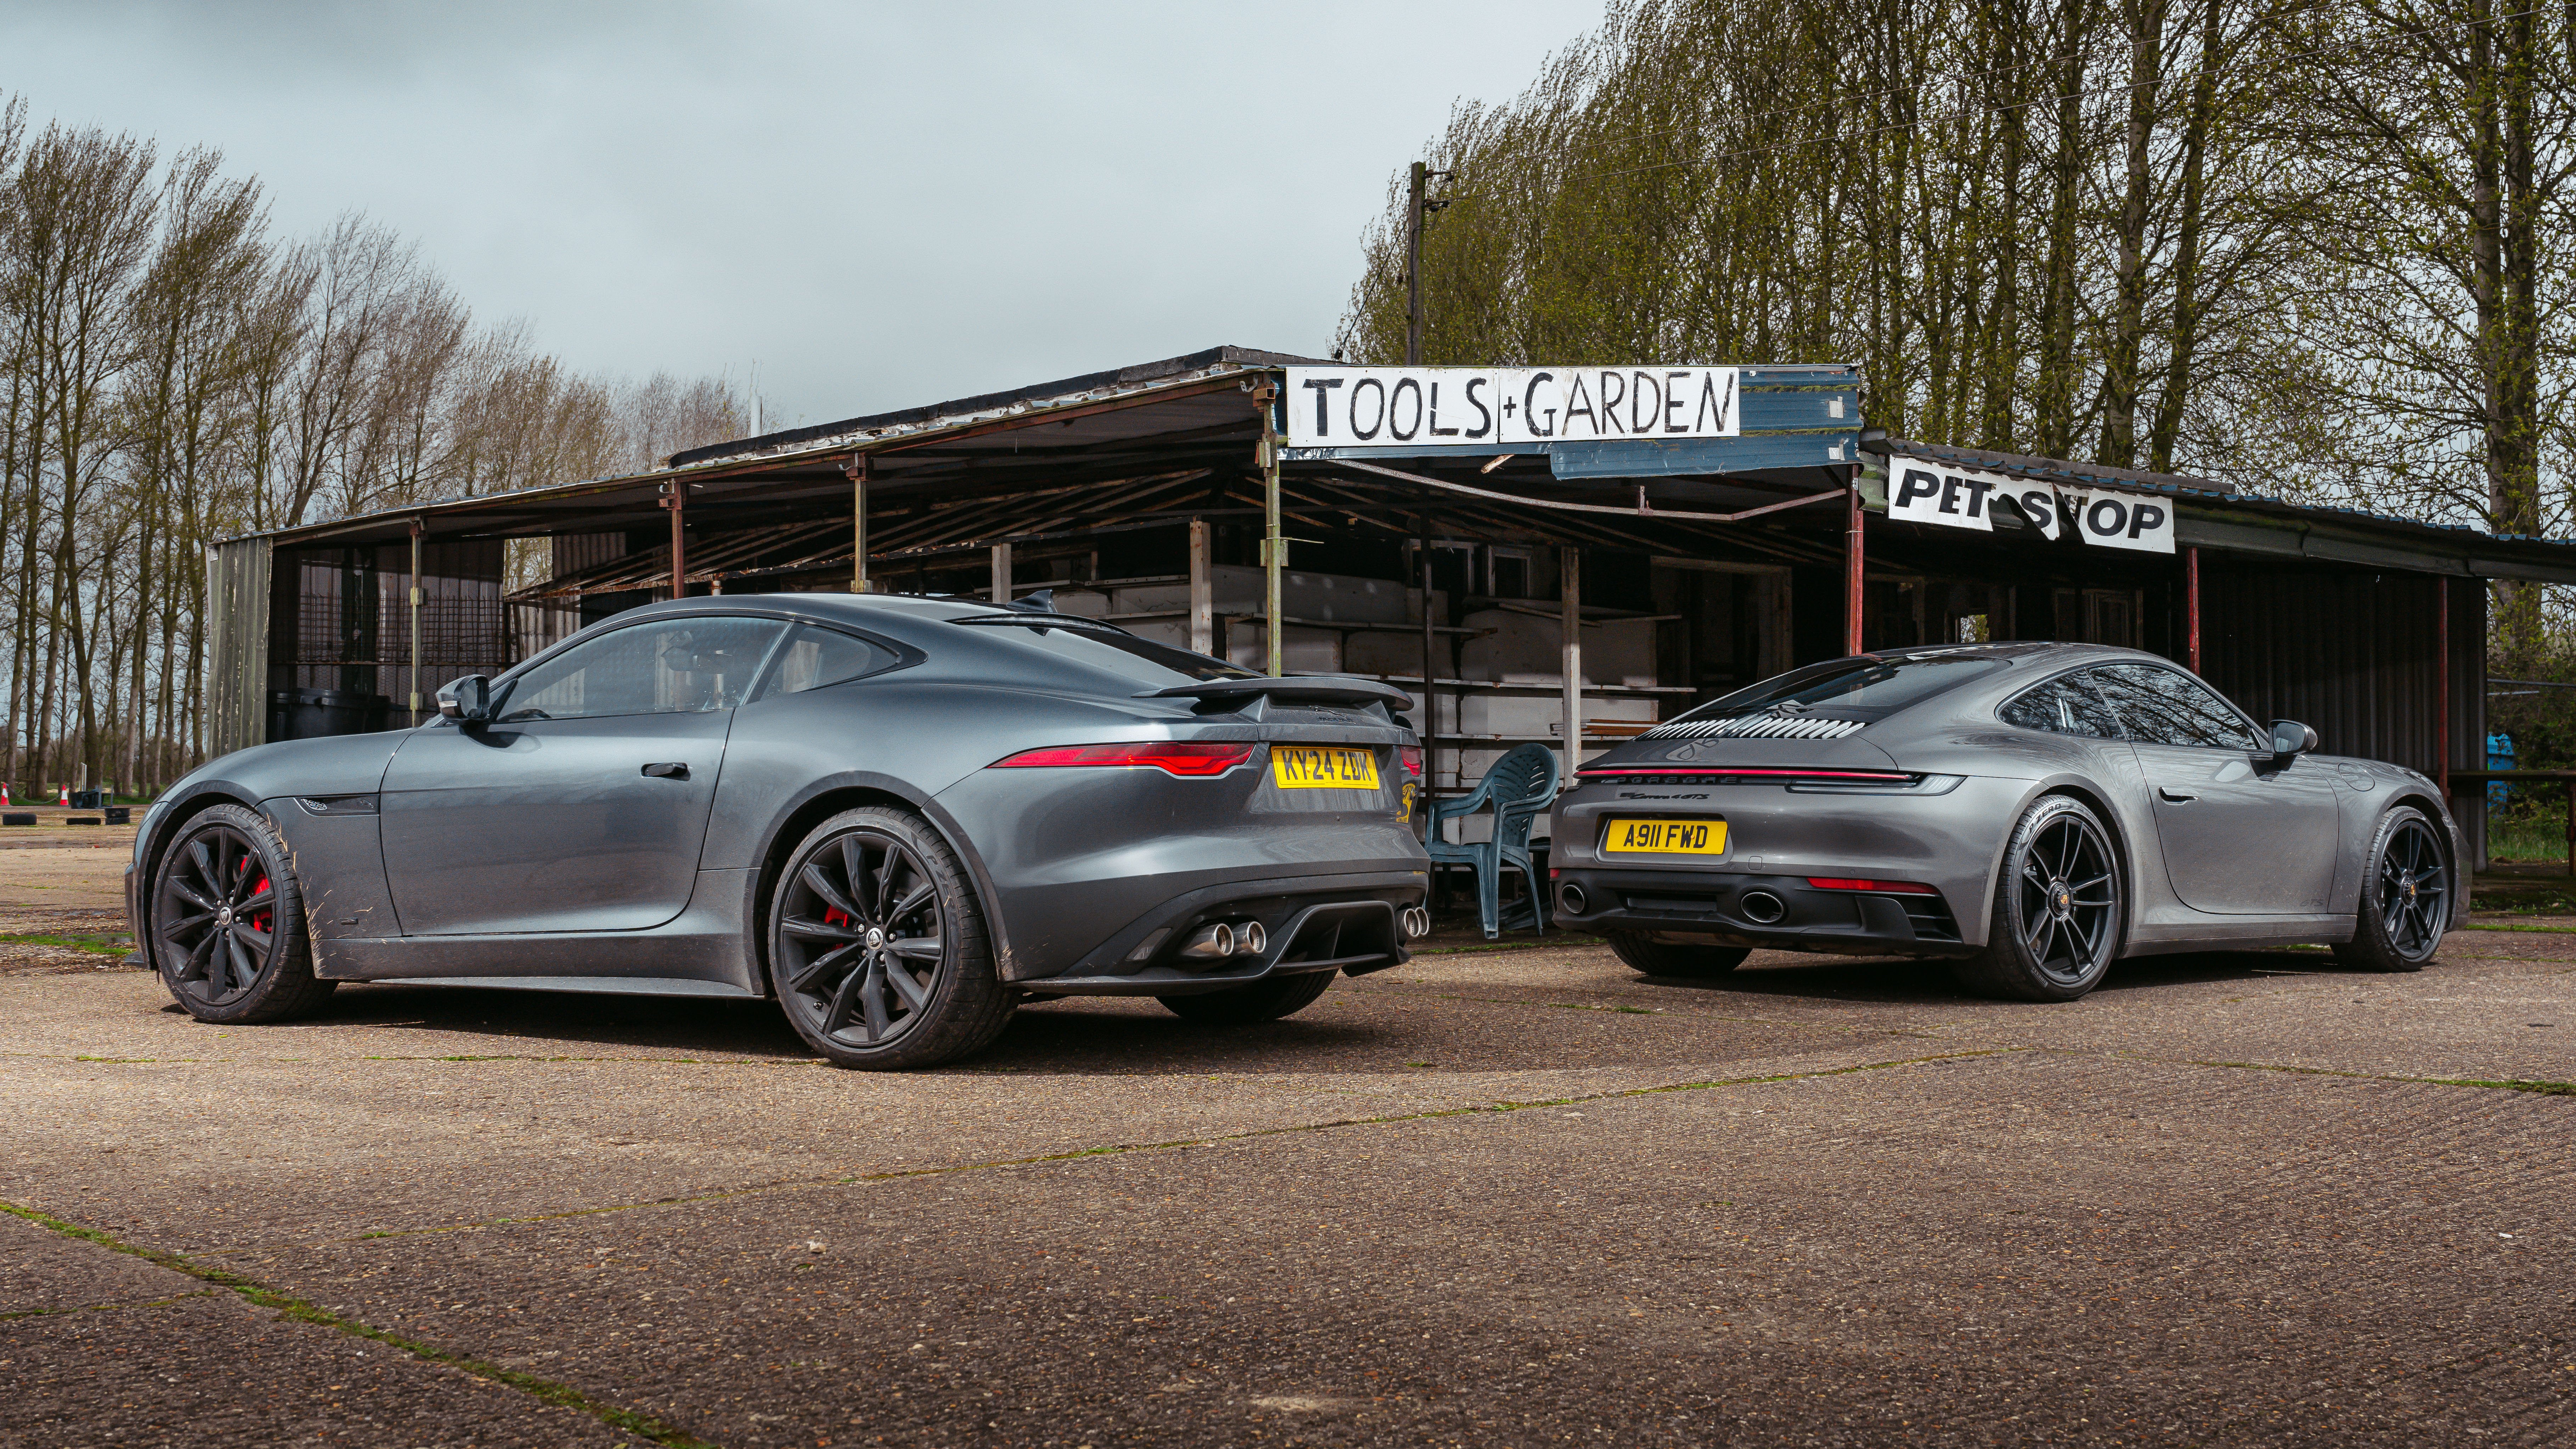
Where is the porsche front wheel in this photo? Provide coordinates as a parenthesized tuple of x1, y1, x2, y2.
(2333, 806, 2448, 973)
(1954, 795, 2123, 1003)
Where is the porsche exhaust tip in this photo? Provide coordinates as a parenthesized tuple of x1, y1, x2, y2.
(1555, 884, 1586, 917)
(1232, 920, 1267, 956)
(1177, 922, 1236, 960)
(1738, 889, 1788, 925)
(1400, 905, 1431, 938)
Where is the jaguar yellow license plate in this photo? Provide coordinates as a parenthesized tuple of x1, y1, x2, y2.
(1601, 818, 1728, 855)
(1271, 746, 1382, 790)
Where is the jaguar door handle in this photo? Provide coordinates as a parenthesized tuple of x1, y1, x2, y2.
(641, 762, 689, 780)
(2158, 786, 2195, 802)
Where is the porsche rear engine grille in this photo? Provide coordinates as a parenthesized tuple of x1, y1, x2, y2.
(1642, 714, 1866, 741)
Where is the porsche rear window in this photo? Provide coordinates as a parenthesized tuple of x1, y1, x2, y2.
(1677, 655, 2006, 721)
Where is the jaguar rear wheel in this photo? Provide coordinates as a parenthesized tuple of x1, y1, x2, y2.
(769, 807, 1011, 1069)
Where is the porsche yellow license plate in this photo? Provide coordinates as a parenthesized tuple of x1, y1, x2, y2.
(1601, 818, 1728, 855)
(1271, 746, 1381, 790)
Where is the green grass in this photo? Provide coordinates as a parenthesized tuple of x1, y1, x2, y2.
(0, 932, 132, 957)
(2487, 808, 2573, 862)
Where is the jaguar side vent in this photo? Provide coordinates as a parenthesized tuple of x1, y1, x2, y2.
(1643, 714, 1867, 741)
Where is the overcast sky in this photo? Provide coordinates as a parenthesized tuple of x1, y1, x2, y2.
(5, 0, 1601, 431)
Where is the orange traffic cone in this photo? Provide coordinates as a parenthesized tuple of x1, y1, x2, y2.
(57, 785, 69, 807)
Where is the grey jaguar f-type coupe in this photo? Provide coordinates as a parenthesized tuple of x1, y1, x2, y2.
(1549, 642, 2459, 1000)
(129, 594, 1430, 1068)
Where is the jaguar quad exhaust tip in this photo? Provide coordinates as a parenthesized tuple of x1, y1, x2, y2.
(1176, 922, 1236, 960)
(1232, 920, 1267, 956)
(1400, 905, 1431, 939)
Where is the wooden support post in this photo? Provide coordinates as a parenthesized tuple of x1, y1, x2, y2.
(407, 522, 423, 724)
(1418, 514, 1438, 786)
(2185, 546, 2202, 673)
(1843, 467, 1865, 655)
(661, 483, 687, 600)
(847, 457, 870, 594)
(2437, 575, 2451, 805)
(1187, 520, 1211, 654)
(1258, 383, 1282, 676)
(1561, 547, 1583, 780)
(990, 541, 1013, 605)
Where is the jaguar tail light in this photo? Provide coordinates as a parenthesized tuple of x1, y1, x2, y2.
(988, 741, 1256, 777)
(1398, 745, 1425, 780)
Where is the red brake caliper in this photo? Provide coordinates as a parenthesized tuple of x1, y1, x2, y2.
(248, 875, 271, 935)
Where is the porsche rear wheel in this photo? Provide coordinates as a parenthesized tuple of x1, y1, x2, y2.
(151, 804, 334, 1024)
(2333, 806, 2448, 973)
(1608, 932, 1752, 978)
(769, 807, 1012, 1070)
(1954, 795, 2123, 1003)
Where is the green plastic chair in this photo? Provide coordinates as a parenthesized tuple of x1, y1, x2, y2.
(1424, 742, 1562, 939)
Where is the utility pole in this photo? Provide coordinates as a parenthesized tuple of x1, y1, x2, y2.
(1407, 161, 1426, 365)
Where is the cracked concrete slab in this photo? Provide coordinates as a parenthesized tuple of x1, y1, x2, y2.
(4, 922, 2571, 1445)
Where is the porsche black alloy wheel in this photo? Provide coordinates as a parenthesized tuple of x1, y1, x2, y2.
(1955, 795, 2123, 1002)
(151, 804, 334, 1024)
(769, 807, 1010, 1069)
(1157, 968, 1337, 1024)
(1607, 931, 1752, 978)
(2334, 807, 2448, 973)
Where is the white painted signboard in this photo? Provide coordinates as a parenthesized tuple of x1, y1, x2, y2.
(1284, 366, 1740, 448)
(1887, 458, 2174, 554)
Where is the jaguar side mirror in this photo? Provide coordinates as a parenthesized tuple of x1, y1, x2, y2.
(2269, 719, 2320, 756)
(436, 675, 496, 727)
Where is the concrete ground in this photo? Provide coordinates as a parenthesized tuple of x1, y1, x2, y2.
(5, 841, 2571, 1447)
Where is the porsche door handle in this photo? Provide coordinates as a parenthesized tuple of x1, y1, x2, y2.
(2158, 786, 2195, 802)
(641, 762, 689, 780)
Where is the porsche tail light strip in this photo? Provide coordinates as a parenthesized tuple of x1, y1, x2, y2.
(1577, 765, 1917, 785)
(990, 741, 1256, 777)
(1806, 877, 1941, 896)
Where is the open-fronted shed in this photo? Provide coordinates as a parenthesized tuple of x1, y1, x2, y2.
(209, 345, 2576, 867)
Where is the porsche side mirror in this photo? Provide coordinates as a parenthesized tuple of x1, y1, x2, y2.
(2269, 719, 2320, 756)
(436, 675, 496, 727)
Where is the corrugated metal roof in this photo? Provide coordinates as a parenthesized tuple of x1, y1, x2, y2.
(1879, 437, 2576, 557)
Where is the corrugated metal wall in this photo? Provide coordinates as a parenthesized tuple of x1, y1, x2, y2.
(2200, 560, 2484, 780)
(202, 538, 272, 759)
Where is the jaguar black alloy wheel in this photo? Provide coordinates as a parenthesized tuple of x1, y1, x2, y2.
(151, 803, 333, 1024)
(1955, 795, 2124, 1002)
(2335, 807, 2448, 973)
(768, 807, 1010, 1070)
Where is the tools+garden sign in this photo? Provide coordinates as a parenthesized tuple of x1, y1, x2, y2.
(1887, 458, 2175, 554)
(1285, 366, 1740, 448)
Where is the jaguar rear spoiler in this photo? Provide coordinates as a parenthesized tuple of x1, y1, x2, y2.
(1138, 676, 1417, 718)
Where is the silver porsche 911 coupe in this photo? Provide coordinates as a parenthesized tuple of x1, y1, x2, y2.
(128, 594, 1431, 1068)
(1548, 642, 2459, 1000)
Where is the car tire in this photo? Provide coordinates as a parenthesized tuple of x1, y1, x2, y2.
(150, 803, 336, 1025)
(1606, 931, 1751, 978)
(1157, 969, 1336, 1024)
(1953, 794, 2124, 1003)
(2332, 806, 2450, 973)
(768, 806, 1013, 1070)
